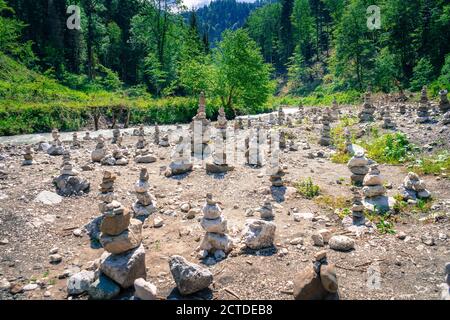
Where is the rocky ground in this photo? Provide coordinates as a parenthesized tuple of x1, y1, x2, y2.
(0, 101, 449, 300)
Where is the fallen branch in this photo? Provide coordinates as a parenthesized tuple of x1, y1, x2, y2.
(223, 288, 241, 300)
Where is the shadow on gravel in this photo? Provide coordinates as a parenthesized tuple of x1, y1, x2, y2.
(270, 186, 286, 203)
(166, 287, 213, 300)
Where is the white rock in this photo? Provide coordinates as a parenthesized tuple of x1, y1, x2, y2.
(67, 271, 96, 295)
(34, 191, 62, 205)
(153, 216, 164, 228)
(242, 219, 276, 250)
(329, 235, 355, 252)
(134, 278, 158, 300)
(23, 283, 39, 291)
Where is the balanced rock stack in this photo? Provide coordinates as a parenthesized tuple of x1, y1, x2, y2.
(83, 132, 91, 141)
(362, 164, 393, 212)
(190, 92, 211, 158)
(344, 128, 353, 154)
(154, 124, 160, 145)
(53, 151, 90, 196)
(319, 108, 332, 146)
(136, 135, 147, 150)
(234, 118, 244, 130)
(286, 116, 294, 128)
(358, 92, 376, 122)
(247, 116, 252, 128)
(416, 86, 430, 123)
(132, 168, 157, 217)
(101, 145, 129, 166)
(258, 197, 274, 220)
(199, 193, 234, 260)
(216, 107, 227, 138)
(47, 129, 66, 156)
(72, 132, 81, 148)
(398, 104, 406, 115)
(347, 151, 370, 185)
(277, 106, 285, 125)
(269, 162, 285, 187)
(439, 90, 450, 114)
(165, 136, 193, 177)
(382, 107, 396, 129)
(159, 133, 170, 147)
(112, 127, 120, 144)
(134, 146, 157, 163)
(398, 172, 431, 201)
(331, 98, 339, 121)
(206, 135, 234, 174)
(297, 104, 304, 121)
(293, 251, 339, 300)
(22, 145, 34, 165)
(350, 189, 365, 226)
(92, 135, 107, 162)
(98, 171, 146, 289)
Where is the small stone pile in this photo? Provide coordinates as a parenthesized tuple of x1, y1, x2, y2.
(159, 133, 170, 147)
(112, 127, 120, 144)
(347, 151, 370, 185)
(47, 129, 65, 156)
(53, 151, 90, 196)
(190, 92, 211, 157)
(83, 132, 91, 140)
(358, 92, 376, 122)
(269, 162, 285, 187)
(362, 164, 394, 212)
(331, 98, 339, 121)
(22, 145, 34, 165)
(165, 136, 193, 177)
(199, 193, 233, 260)
(416, 86, 430, 123)
(72, 132, 81, 148)
(132, 168, 157, 217)
(348, 189, 365, 226)
(293, 250, 339, 300)
(98, 171, 146, 289)
(134, 146, 157, 163)
(319, 108, 332, 146)
(382, 107, 396, 129)
(136, 135, 147, 150)
(258, 197, 274, 220)
(101, 145, 129, 166)
(398, 172, 431, 201)
(91, 135, 107, 162)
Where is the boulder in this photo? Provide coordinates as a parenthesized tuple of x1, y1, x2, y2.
(293, 265, 328, 300)
(67, 271, 96, 295)
(100, 244, 146, 289)
(200, 216, 228, 234)
(242, 219, 276, 250)
(329, 235, 354, 252)
(169, 255, 213, 295)
(34, 191, 62, 205)
(100, 219, 142, 254)
(87, 274, 120, 300)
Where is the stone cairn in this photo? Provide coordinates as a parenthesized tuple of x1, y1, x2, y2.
(190, 91, 211, 158)
(277, 106, 285, 125)
(98, 171, 146, 289)
(199, 193, 233, 260)
(83, 132, 91, 140)
(153, 124, 160, 145)
(331, 97, 339, 121)
(22, 145, 34, 165)
(133, 125, 144, 136)
(344, 128, 352, 154)
(398, 172, 431, 201)
(382, 107, 396, 129)
(293, 251, 339, 300)
(134, 144, 157, 163)
(358, 91, 376, 122)
(234, 118, 243, 130)
(165, 136, 193, 177)
(112, 127, 120, 144)
(258, 197, 274, 220)
(216, 107, 227, 137)
(350, 189, 365, 226)
(136, 134, 147, 150)
(53, 151, 90, 196)
(416, 86, 430, 123)
(269, 159, 285, 187)
(279, 129, 287, 150)
(101, 145, 128, 166)
(319, 108, 332, 146)
(47, 128, 65, 155)
(159, 132, 170, 147)
(362, 164, 393, 212)
(91, 135, 107, 162)
(398, 103, 407, 115)
(347, 151, 370, 185)
(132, 168, 157, 217)
(297, 104, 304, 121)
(439, 90, 450, 114)
(72, 132, 81, 148)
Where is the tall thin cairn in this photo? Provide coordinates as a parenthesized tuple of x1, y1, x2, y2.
(98, 171, 146, 289)
(382, 106, 396, 129)
(319, 108, 332, 146)
(416, 86, 430, 123)
(358, 91, 376, 122)
(331, 97, 339, 121)
(132, 168, 157, 217)
(277, 106, 285, 125)
(199, 193, 234, 260)
(190, 91, 211, 158)
(347, 151, 370, 185)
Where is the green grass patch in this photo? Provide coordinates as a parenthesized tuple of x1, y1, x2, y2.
(358, 132, 413, 164)
(295, 177, 320, 199)
(410, 151, 450, 177)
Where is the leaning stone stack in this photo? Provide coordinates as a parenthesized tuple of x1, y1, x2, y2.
(319, 108, 332, 146)
(132, 168, 157, 217)
(398, 172, 431, 201)
(190, 92, 211, 157)
(22, 145, 34, 166)
(293, 251, 339, 300)
(347, 151, 370, 185)
(98, 171, 146, 289)
(416, 86, 430, 123)
(199, 194, 234, 259)
(358, 92, 376, 122)
(53, 151, 90, 196)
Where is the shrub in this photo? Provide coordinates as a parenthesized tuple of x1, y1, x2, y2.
(360, 132, 413, 164)
(295, 177, 320, 199)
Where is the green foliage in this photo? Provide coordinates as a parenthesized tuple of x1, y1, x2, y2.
(360, 133, 413, 164)
(410, 58, 435, 92)
(295, 177, 320, 199)
(412, 151, 450, 177)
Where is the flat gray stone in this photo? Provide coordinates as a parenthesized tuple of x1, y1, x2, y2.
(34, 191, 62, 205)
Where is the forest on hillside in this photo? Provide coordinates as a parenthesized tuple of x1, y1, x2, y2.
(0, 0, 450, 135)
